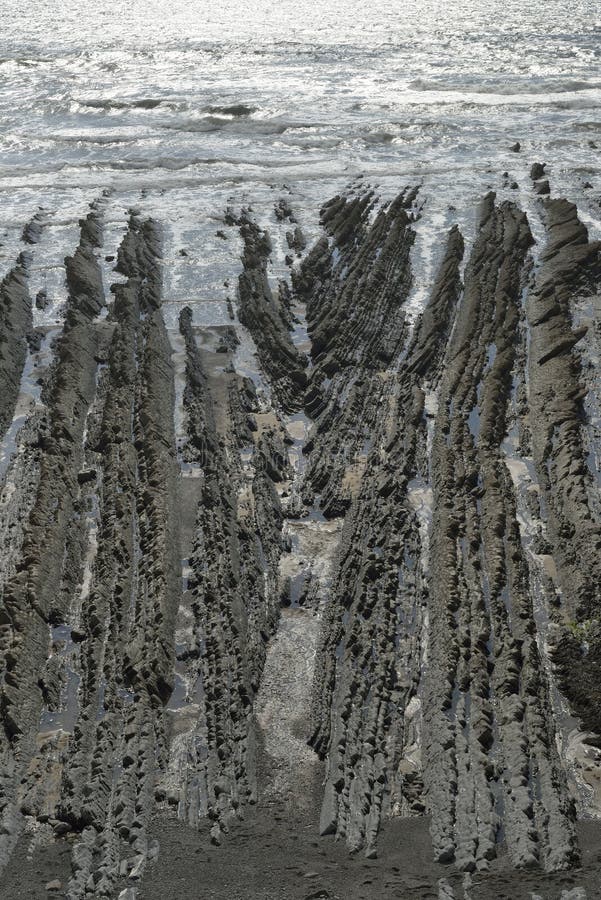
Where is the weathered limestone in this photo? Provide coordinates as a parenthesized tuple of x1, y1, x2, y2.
(0, 182, 598, 893)
(0, 253, 32, 438)
(526, 200, 601, 734)
(236, 213, 307, 413)
(294, 189, 417, 516)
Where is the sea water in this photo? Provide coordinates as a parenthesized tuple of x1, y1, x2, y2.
(0, 0, 598, 309)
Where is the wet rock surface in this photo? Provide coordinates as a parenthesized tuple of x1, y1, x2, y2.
(0, 178, 600, 899)
(0, 251, 32, 438)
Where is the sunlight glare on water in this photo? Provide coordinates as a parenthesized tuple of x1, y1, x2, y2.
(0, 0, 598, 304)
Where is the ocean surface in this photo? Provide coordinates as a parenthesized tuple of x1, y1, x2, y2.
(0, 0, 599, 318)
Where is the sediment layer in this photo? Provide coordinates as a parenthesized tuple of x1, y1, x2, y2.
(0, 178, 599, 898)
(294, 189, 417, 516)
(0, 252, 32, 439)
(236, 213, 307, 413)
(526, 200, 601, 733)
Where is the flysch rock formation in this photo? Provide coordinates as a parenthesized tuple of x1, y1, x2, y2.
(0, 175, 600, 899)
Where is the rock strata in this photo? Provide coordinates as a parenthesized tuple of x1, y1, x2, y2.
(0, 180, 599, 899)
(0, 252, 32, 438)
(526, 199, 601, 734)
(293, 189, 417, 516)
(235, 213, 307, 412)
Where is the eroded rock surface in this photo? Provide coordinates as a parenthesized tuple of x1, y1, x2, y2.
(0, 181, 599, 899)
